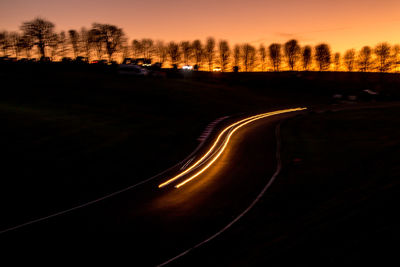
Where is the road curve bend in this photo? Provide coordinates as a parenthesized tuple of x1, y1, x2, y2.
(2, 107, 307, 267)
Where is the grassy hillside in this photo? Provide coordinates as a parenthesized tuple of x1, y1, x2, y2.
(0, 62, 398, 230)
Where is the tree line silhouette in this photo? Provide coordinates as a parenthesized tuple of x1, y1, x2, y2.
(1, 17, 399, 73)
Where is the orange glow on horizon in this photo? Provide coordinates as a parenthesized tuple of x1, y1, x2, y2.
(0, 0, 399, 55)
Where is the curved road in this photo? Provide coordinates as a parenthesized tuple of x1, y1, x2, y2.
(2, 108, 306, 266)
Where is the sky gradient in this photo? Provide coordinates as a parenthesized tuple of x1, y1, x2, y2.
(1, 0, 399, 53)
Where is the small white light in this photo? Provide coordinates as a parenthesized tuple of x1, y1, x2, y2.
(183, 65, 193, 70)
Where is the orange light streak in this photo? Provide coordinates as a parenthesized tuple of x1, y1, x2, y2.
(158, 107, 307, 189)
(158, 112, 286, 188)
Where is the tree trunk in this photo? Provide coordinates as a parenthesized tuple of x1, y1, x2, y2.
(39, 42, 45, 58)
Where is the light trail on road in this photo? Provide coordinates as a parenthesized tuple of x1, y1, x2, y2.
(158, 107, 307, 189)
(158, 112, 275, 188)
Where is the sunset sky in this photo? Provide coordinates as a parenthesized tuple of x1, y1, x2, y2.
(1, 0, 399, 53)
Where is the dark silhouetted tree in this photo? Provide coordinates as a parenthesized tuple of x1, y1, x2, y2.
(18, 34, 34, 58)
(121, 42, 130, 60)
(358, 46, 372, 72)
(302, 45, 312, 70)
(233, 44, 240, 70)
(344, 49, 356, 72)
(8, 32, 22, 58)
(259, 44, 267, 71)
(241, 43, 256, 72)
(58, 31, 68, 58)
(131, 39, 142, 59)
(92, 23, 125, 61)
(167, 41, 180, 67)
(69, 30, 79, 58)
(155, 40, 167, 64)
(205, 37, 215, 71)
(48, 33, 59, 60)
(180, 41, 192, 66)
(269, 43, 281, 71)
(0, 31, 9, 56)
(192, 40, 203, 70)
(284, 39, 300, 70)
(218, 40, 230, 72)
(141, 38, 154, 61)
(20, 17, 55, 58)
(375, 43, 391, 72)
(334, 52, 340, 71)
(392, 44, 400, 72)
(315, 43, 331, 71)
(89, 28, 103, 59)
(80, 27, 91, 60)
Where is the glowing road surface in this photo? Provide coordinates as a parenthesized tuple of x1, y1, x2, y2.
(159, 107, 307, 189)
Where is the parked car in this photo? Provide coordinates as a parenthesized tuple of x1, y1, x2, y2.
(117, 64, 149, 76)
(182, 65, 193, 70)
(122, 58, 135, 64)
(18, 58, 29, 63)
(62, 57, 72, 63)
(40, 56, 51, 62)
(150, 62, 162, 70)
(91, 59, 107, 64)
(75, 56, 88, 63)
(213, 66, 222, 72)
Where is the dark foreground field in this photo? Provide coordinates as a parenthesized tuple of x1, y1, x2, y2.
(0, 64, 335, 228)
(1, 63, 399, 265)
